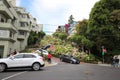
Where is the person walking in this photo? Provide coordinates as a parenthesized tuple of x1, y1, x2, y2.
(114, 56, 119, 67)
(47, 53, 52, 64)
(110, 56, 114, 66)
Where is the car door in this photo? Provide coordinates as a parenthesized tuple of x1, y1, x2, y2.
(7, 54, 24, 67)
(22, 54, 36, 66)
(63, 55, 69, 62)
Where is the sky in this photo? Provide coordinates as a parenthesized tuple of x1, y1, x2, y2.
(16, 0, 100, 35)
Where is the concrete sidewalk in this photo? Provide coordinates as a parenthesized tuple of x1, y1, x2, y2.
(98, 63, 111, 67)
(45, 57, 59, 67)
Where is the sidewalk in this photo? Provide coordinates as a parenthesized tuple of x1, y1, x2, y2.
(45, 57, 59, 67)
(98, 63, 111, 67)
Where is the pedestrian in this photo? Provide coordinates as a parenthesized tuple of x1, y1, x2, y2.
(13, 49, 17, 55)
(47, 52, 52, 64)
(110, 56, 114, 66)
(114, 56, 119, 67)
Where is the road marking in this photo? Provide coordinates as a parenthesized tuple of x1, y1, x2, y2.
(1, 71, 27, 80)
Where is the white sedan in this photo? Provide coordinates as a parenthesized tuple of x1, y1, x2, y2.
(0, 53, 45, 72)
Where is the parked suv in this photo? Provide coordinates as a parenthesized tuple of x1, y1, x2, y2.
(0, 53, 45, 72)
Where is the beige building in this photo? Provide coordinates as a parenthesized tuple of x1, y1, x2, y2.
(0, 0, 43, 58)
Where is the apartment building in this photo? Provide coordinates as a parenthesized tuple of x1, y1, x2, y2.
(29, 14, 43, 33)
(0, 0, 42, 58)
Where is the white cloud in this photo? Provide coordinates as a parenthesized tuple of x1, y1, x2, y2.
(29, 0, 99, 22)
(16, 0, 100, 34)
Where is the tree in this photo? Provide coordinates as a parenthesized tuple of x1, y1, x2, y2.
(76, 19, 88, 35)
(28, 31, 46, 46)
(53, 32, 67, 41)
(88, 0, 120, 54)
(68, 15, 74, 24)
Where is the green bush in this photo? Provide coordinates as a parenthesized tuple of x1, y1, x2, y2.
(83, 54, 96, 63)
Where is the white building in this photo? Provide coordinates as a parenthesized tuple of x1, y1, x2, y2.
(0, 0, 43, 58)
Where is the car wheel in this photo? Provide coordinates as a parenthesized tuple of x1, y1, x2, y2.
(32, 63, 40, 71)
(0, 63, 6, 72)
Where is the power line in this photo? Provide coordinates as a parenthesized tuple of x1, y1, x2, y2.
(43, 24, 65, 26)
(44, 31, 55, 33)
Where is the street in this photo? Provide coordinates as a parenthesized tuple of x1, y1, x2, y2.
(0, 61, 120, 80)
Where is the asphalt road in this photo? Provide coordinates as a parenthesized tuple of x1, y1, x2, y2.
(0, 63, 120, 80)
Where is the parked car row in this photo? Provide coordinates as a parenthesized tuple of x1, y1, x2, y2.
(0, 53, 45, 72)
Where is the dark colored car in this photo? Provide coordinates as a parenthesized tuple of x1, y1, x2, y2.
(60, 55, 80, 64)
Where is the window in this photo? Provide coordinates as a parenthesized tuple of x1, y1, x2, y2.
(20, 22, 25, 27)
(1, 18, 4, 22)
(20, 22, 28, 27)
(21, 14, 27, 18)
(14, 54, 24, 59)
(19, 31, 25, 35)
(24, 54, 36, 58)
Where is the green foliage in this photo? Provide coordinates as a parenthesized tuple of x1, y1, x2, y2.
(28, 31, 45, 46)
(76, 19, 88, 35)
(83, 54, 96, 63)
(53, 32, 67, 41)
(88, 0, 120, 54)
(68, 34, 82, 45)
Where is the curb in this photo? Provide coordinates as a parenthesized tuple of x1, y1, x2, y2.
(98, 64, 111, 67)
(45, 62, 58, 67)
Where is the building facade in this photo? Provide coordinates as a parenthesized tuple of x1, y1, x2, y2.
(0, 0, 42, 58)
(7, 0, 16, 6)
(68, 21, 77, 35)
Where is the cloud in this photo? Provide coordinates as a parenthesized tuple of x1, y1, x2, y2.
(29, 0, 99, 22)
(16, 0, 100, 34)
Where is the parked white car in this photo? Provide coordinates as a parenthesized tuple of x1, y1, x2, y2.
(35, 49, 48, 55)
(0, 53, 45, 72)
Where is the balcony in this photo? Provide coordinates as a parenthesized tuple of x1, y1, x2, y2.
(0, 22, 17, 31)
(17, 35, 25, 40)
(18, 26, 30, 32)
(0, 30, 16, 42)
(0, 37, 16, 42)
(20, 18, 29, 22)
(0, 3, 13, 19)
